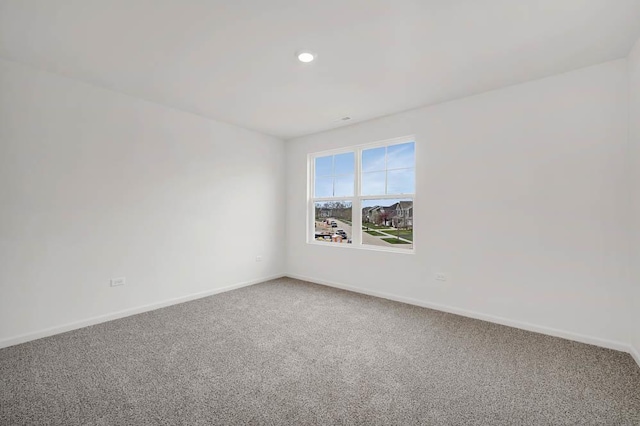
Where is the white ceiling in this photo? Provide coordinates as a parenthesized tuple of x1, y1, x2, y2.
(1, 0, 640, 139)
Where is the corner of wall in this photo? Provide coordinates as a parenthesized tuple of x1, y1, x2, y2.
(626, 36, 640, 367)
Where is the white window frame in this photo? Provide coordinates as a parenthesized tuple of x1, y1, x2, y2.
(307, 135, 416, 254)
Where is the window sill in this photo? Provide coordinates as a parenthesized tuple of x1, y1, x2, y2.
(306, 240, 415, 255)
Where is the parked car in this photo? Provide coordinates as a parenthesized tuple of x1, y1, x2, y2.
(331, 223, 338, 228)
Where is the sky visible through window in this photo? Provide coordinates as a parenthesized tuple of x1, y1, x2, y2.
(315, 142, 415, 198)
(314, 152, 355, 197)
(362, 142, 415, 196)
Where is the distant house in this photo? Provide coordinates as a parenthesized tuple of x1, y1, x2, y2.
(317, 208, 331, 218)
(362, 201, 413, 228)
(362, 205, 387, 225)
(389, 201, 413, 229)
(362, 206, 378, 224)
(363, 201, 413, 228)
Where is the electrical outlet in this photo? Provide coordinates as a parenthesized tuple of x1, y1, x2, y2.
(256, 255, 263, 262)
(110, 277, 126, 287)
(435, 273, 447, 282)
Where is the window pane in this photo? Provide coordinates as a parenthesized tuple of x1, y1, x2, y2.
(315, 176, 333, 197)
(362, 147, 386, 172)
(387, 142, 415, 169)
(315, 156, 333, 177)
(334, 174, 354, 197)
(334, 152, 354, 175)
(387, 168, 415, 194)
(361, 171, 385, 195)
(314, 201, 353, 244)
(361, 198, 413, 250)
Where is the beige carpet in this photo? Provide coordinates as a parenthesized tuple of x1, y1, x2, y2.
(1, 277, 639, 425)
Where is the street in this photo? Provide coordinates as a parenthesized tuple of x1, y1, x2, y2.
(316, 218, 412, 248)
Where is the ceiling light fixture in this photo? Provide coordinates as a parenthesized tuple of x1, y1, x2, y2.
(297, 51, 315, 63)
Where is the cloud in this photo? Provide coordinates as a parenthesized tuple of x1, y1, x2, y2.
(315, 142, 415, 197)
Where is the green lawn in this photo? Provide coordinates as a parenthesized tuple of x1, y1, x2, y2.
(365, 230, 385, 236)
(381, 237, 411, 244)
(393, 231, 413, 241)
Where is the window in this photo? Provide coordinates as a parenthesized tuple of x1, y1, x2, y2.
(309, 137, 415, 252)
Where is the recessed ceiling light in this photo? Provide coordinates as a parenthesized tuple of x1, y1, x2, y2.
(297, 51, 315, 63)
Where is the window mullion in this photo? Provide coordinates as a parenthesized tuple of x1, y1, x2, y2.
(353, 148, 363, 246)
(308, 155, 314, 242)
(312, 196, 354, 202)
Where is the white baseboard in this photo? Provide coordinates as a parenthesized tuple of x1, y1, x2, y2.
(286, 273, 634, 356)
(0, 274, 284, 350)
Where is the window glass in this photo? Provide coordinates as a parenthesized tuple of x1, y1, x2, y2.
(386, 142, 415, 169)
(361, 171, 386, 196)
(387, 169, 415, 194)
(361, 198, 413, 250)
(361, 142, 415, 195)
(334, 175, 354, 197)
(314, 201, 353, 244)
(315, 155, 333, 177)
(334, 152, 355, 175)
(315, 176, 333, 198)
(362, 147, 386, 172)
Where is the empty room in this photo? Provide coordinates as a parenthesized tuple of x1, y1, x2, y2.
(1, 1, 640, 424)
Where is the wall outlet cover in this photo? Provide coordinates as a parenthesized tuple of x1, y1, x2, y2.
(110, 277, 126, 287)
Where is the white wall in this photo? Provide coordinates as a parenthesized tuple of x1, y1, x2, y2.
(286, 59, 630, 349)
(629, 39, 640, 360)
(0, 58, 285, 346)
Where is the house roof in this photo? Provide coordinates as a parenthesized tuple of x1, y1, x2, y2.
(363, 201, 413, 214)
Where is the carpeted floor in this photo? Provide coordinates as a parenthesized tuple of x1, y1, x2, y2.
(1, 277, 639, 425)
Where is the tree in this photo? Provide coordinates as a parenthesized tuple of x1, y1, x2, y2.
(379, 211, 390, 227)
(396, 216, 405, 239)
(316, 201, 352, 222)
